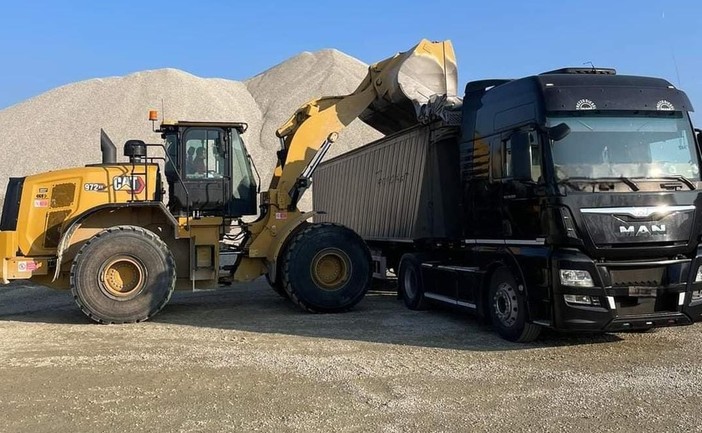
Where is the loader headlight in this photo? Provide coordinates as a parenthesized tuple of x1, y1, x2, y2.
(559, 269, 594, 287)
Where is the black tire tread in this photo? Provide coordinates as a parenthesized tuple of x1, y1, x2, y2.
(516, 322, 542, 343)
(399, 253, 428, 311)
(70, 225, 176, 324)
(489, 267, 542, 343)
(281, 222, 370, 313)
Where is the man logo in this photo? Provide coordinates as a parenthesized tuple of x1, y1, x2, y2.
(113, 176, 145, 194)
(618, 225, 666, 236)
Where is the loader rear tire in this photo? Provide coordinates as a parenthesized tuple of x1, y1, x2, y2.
(70, 225, 176, 324)
(282, 223, 371, 313)
(265, 273, 289, 299)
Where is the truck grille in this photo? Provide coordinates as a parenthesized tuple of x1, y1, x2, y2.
(609, 267, 665, 287)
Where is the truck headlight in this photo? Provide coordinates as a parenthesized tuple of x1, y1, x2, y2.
(559, 269, 594, 287)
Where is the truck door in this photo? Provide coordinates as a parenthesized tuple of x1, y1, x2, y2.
(500, 129, 544, 239)
(464, 136, 504, 238)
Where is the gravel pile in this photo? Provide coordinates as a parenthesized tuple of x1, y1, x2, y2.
(0, 49, 382, 210)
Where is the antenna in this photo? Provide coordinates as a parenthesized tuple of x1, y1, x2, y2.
(161, 98, 165, 122)
(661, 8, 682, 87)
(670, 48, 682, 88)
(583, 61, 595, 71)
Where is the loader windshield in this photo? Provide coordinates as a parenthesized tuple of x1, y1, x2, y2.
(548, 113, 700, 182)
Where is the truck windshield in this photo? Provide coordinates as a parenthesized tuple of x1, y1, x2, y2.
(547, 114, 699, 182)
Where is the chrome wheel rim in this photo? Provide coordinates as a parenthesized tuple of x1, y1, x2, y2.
(493, 282, 519, 327)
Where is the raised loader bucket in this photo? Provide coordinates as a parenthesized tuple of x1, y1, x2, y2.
(358, 39, 458, 135)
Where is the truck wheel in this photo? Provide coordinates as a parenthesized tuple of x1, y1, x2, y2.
(398, 253, 428, 310)
(488, 267, 541, 342)
(70, 225, 176, 324)
(282, 223, 371, 313)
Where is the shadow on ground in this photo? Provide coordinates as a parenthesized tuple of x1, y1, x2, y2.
(0, 280, 624, 351)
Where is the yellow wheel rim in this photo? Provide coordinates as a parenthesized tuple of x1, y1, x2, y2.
(100, 256, 145, 299)
(311, 248, 351, 291)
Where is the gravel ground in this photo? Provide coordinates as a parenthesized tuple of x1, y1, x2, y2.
(1, 280, 702, 432)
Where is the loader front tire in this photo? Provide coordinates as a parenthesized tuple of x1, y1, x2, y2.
(70, 225, 176, 324)
(282, 223, 371, 313)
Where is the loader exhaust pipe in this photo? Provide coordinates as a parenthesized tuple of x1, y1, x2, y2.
(100, 129, 117, 164)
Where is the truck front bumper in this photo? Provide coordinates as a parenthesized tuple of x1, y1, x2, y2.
(551, 249, 702, 332)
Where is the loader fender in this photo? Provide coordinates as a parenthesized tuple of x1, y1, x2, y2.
(53, 202, 178, 282)
(264, 210, 315, 284)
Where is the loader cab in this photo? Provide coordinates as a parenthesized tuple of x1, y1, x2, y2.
(161, 121, 258, 217)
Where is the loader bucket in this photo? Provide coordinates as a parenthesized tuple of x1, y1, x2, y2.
(359, 39, 458, 135)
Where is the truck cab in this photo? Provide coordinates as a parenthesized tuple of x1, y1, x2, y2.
(460, 68, 702, 333)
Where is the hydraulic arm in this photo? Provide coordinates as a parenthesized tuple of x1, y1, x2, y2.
(237, 39, 457, 281)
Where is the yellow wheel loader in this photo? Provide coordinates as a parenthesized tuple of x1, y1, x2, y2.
(0, 39, 456, 323)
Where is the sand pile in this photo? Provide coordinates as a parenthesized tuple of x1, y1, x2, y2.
(0, 49, 382, 210)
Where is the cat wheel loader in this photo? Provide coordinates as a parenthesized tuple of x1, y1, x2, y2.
(0, 39, 456, 323)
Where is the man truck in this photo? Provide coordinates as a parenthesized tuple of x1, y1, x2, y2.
(314, 65, 702, 341)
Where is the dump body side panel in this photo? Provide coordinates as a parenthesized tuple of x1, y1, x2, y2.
(313, 123, 461, 241)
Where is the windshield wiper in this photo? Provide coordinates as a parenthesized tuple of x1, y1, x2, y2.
(637, 175, 696, 190)
(557, 176, 639, 192)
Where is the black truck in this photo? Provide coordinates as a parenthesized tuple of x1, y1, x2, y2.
(313, 67, 702, 342)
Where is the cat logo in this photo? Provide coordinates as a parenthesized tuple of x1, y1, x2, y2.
(112, 176, 145, 194)
(618, 224, 666, 236)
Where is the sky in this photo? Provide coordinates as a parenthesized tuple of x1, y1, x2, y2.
(0, 0, 700, 122)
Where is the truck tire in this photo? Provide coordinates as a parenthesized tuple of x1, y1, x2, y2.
(282, 223, 371, 313)
(70, 225, 176, 324)
(398, 253, 428, 310)
(488, 267, 541, 342)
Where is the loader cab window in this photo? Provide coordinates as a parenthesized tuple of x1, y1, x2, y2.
(164, 133, 178, 179)
(184, 128, 227, 179)
(229, 129, 257, 199)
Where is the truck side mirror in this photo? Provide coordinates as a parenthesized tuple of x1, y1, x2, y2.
(510, 131, 533, 181)
(695, 128, 702, 149)
(548, 123, 571, 142)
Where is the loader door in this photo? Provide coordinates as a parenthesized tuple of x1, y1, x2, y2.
(165, 127, 257, 217)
